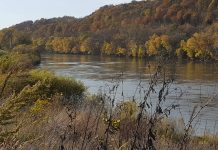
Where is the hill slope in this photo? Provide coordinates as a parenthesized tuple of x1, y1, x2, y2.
(0, 0, 218, 60)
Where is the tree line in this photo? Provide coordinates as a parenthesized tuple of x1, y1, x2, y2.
(0, 0, 218, 60)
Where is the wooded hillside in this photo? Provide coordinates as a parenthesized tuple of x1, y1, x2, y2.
(0, 0, 218, 60)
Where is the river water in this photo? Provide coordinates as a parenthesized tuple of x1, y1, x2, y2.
(39, 54, 218, 135)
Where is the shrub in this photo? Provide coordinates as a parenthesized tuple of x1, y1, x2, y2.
(30, 69, 86, 100)
(30, 99, 51, 116)
(0, 50, 6, 56)
(0, 52, 40, 74)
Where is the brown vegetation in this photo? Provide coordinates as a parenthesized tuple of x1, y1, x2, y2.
(0, 0, 218, 60)
(0, 52, 217, 149)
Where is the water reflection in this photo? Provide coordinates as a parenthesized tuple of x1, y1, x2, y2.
(39, 54, 218, 135)
(40, 54, 218, 82)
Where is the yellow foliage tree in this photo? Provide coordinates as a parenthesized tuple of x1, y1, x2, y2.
(177, 32, 217, 60)
(116, 47, 126, 56)
(128, 41, 138, 57)
(102, 42, 114, 55)
(80, 38, 94, 54)
(138, 45, 145, 58)
(47, 37, 74, 53)
(145, 34, 172, 57)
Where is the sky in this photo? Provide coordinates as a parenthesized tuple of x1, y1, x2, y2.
(0, 0, 137, 29)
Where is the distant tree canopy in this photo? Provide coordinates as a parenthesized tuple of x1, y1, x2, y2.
(0, 29, 31, 49)
(145, 34, 172, 57)
(177, 23, 218, 60)
(0, 0, 218, 60)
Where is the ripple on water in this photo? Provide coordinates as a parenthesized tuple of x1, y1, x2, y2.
(39, 54, 218, 135)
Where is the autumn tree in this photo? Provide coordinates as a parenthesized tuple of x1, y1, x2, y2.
(116, 47, 127, 56)
(45, 37, 74, 53)
(0, 29, 31, 50)
(0, 0, 217, 60)
(128, 41, 138, 57)
(80, 37, 94, 54)
(62, 38, 73, 53)
(177, 31, 218, 60)
(145, 34, 172, 57)
(138, 45, 145, 58)
(102, 42, 114, 55)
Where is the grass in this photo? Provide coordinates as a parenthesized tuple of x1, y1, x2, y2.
(0, 51, 217, 149)
(3, 96, 215, 150)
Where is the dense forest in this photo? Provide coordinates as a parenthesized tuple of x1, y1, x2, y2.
(0, 0, 218, 60)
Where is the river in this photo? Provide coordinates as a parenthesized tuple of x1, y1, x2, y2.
(39, 54, 218, 135)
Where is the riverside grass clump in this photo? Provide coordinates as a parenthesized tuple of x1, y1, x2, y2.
(0, 69, 86, 103)
(30, 69, 86, 99)
(0, 52, 218, 149)
(0, 52, 86, 146)
(0, 51, 40, 74)
(0, 70, 86, 146)
(0, 50, 6, 56)
(1, 90, 216, 150)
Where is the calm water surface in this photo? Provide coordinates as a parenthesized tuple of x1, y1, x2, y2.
(39, 54, 218, 135)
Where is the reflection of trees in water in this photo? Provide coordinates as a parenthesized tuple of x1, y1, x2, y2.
(177, 62, 218, 81)
(43, 54, 218, 82)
